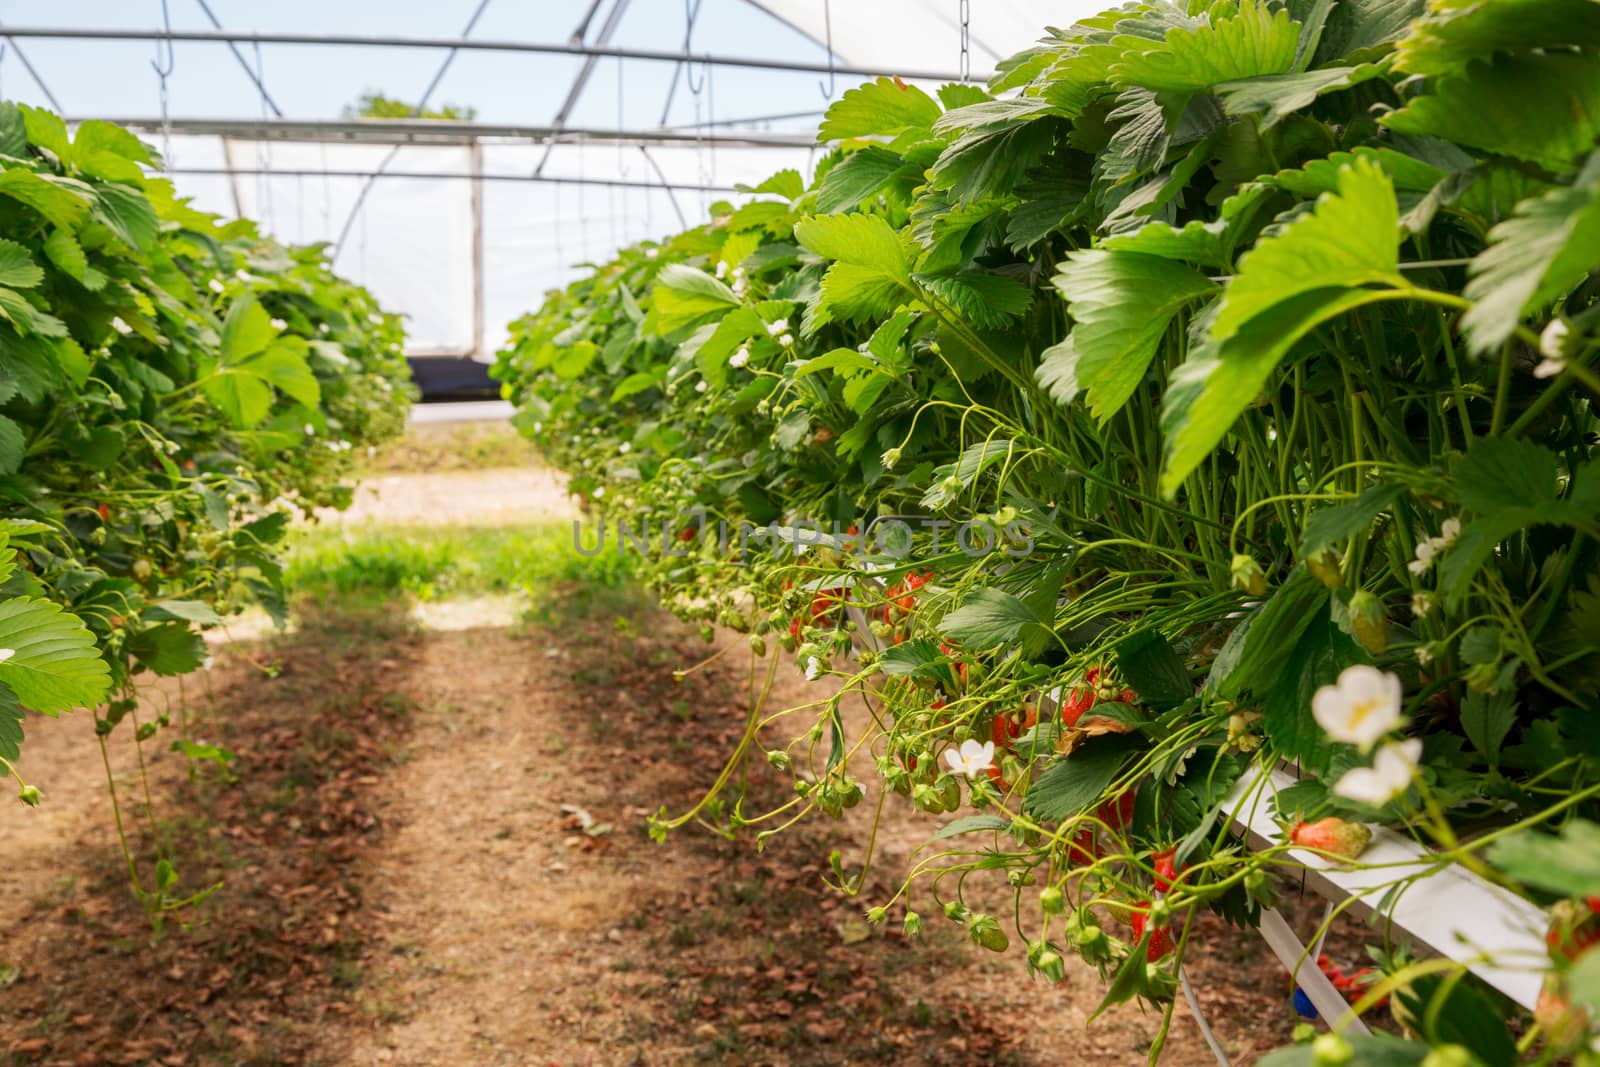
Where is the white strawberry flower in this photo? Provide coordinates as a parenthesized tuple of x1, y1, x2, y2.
(618, 442, 632, 454)
(1535, 320, 1569, 379)
(804, 657, 823, 681)
(208, 278, 225, 294)
(1407, 519, 1461, 575)
(729, 347, 750, 369)
(715, 261, 728, 278)
(1411, 592, 1435, 618)
(303, 424, 315, 435)
(1333, 739, 1421, 805)
(779, 333, 794, 347)
(111, 317, 132, 335)
(943, 738, 996, 778)
(765, 318, 788, 336)
(270, 317, 287, 330)
(1312, 665, 1404, 750)
(695, 380, 708, 393)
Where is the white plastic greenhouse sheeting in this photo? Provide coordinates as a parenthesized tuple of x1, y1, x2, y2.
(161, 134, 813, 357)
(752, 0, 1107, 76)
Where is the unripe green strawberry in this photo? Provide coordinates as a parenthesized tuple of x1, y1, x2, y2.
(1348, 589, 1388, 655)
(967, 912, 1009, 952)
(18, 784, 42, 806)
(766, 749, 790, 770)
(912, 783, 945, 813)
(748, 634, 767, 656)
(936, 774, 961, 811)
(698, 622, 715, 643)
(1231, 554, 1267, 596)
(1419, 1047, 1473, 1067)
(902, 910, 922, 936)
(1074, 922, 1112, 964)
(1035, 948, 1065, 983)
(1311, 1033, 1353, 1067)
(1289, 817, 1372, 862)
(1039, 885, 1064, 914)
(943, 900, 969, 923)
(1243, 867, 1275, 907)
(1306, 549, 1343, 589)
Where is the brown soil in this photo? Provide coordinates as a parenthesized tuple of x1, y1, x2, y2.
(0, 590, 1370, 1067)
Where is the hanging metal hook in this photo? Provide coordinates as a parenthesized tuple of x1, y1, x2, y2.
(683, 0, 705, 95)
(150, 0, 176, 78)
(817, 0, 835, 99)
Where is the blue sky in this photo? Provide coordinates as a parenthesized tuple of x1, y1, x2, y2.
(0, 1, 842, 132)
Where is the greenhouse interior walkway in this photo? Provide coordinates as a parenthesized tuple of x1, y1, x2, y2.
(0, 426, 1364, 1066)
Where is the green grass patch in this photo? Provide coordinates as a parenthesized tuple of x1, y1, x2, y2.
(286, 522, 638, 618)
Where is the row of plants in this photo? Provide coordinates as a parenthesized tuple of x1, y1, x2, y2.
(0, 102, 412, 909)
(495, 0, 1599, 1061)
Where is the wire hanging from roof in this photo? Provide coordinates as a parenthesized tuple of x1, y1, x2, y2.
(817, 0, 835, 100)
(958, 0, 971, 83)
(150, 0, 176, 166)
(682, 0, 705, 95)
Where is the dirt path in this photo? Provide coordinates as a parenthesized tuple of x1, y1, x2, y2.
(317, 469, 577, 528)
(0, 459, 1350, 1066)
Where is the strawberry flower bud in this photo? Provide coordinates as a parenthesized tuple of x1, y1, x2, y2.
(1348, 589, 1388, 655)
(1231, 554, 1267, 596)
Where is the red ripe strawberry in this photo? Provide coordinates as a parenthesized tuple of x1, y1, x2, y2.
(985, 764, 1008, 791)
(1129, 905, 1173, 960)
(1587, 896, 1600, 916)
(789, 616, 801, 641)
(990, 714, 1012, 752)
(678, 525, 696, 542)
(1097, 791, 1135, 832)
(1152, 848, 1181, 893)
(1545, 902, 1600, 961)
(1346, 968, 1388, 1009)
(97, 503, 111, 521)
(1289, 817, 1372, 861)
(1067, 827, 1102, 866)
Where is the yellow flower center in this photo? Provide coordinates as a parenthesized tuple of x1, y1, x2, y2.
(1348, 697, 1382, 728)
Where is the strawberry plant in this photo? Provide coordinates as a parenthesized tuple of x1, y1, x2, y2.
(0, 103, 410, 909)
(496, 1, 1600, 1059)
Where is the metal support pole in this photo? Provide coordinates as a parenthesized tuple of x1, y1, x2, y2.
(469, 141, 485, 360)
(192, 0, 284, 117)
(161, 166, 741, 194)
(0, 27, 64, 112)
(534, 0, 632, 176)
(0, 26, 979, 82)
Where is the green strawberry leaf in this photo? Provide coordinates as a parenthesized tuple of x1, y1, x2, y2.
(0, 597, 112, 713)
